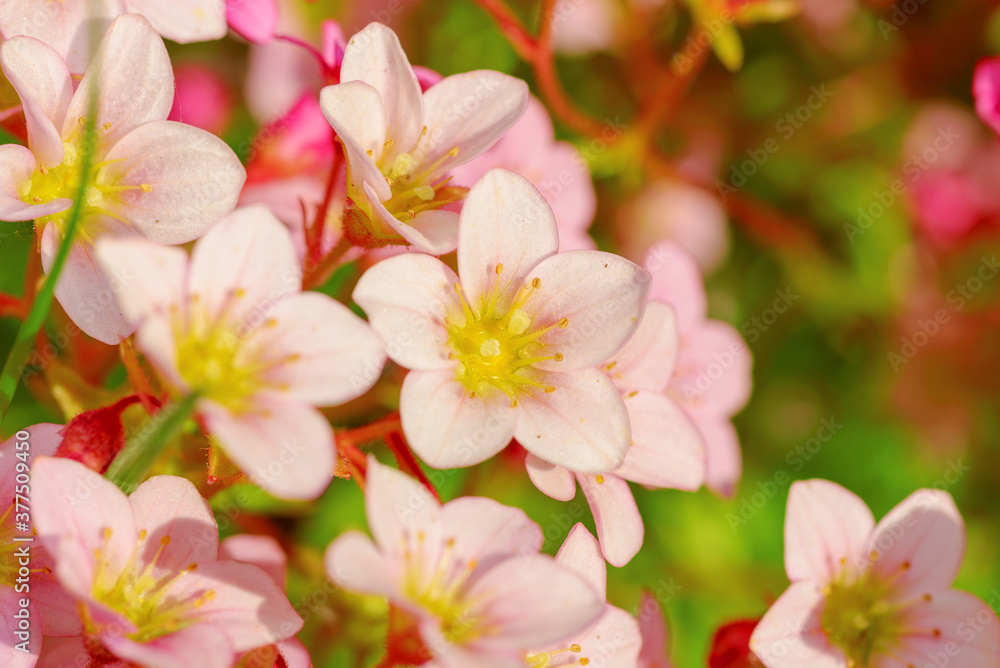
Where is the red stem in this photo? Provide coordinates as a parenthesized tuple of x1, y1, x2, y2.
(386, 432, 441, 503)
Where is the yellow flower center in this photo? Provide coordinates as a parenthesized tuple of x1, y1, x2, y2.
(171, 295, 296, 414)
(18, 120, 152, 237)
(401, 534, 483, 646)
(89, 528, 215, 643)
(446, 264, 567, 406)
(821, 560, 911, 666)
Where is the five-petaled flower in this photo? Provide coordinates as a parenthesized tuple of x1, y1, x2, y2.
(96, 205, 387, 500)
(354, 168, 650, 472)
(320, 22, 528, 254)
(750, 479, 1000, 668)
(0, 14, 245, 344)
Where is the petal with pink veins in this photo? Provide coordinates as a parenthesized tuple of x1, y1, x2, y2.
(513, 368, 630, 473)
(125, 0, 228, 43)
(784, 479, 875, 585)
(749, 581, 847, 668)
(187, 206, 301, 328)
(526, 251, 650, 372)
(354, 253, 462, 371)
(65, 15, 174, 148)
(399, 369, 518, 469)
(198, 397, 333, 501)
(554, 524, 606, 598)
(887, 589, 1000, 668)
(525, 454, 576, 502)
(578, 473, 644, 568)
(97, 120, 245, 244)
(457, 169, 558, 313)
(418, 71, 528, 177)
(42, 216, 138, 345)
(31, 457, 137, 601)
(319, 81, 391, 201)
(615, 391, 706, 491)
(101, 617, 236, 668)
(607, 301, 679, 393)
(865, 489, 965, 592)
(250, 291, 387, 405)
(129, 475, 219, 576)
(325, 530, 398, 598)
(0, 1, 120, 74)
(0, 36, 72, 167)
(339, 23, 423, 162)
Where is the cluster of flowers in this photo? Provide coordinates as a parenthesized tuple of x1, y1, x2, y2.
(0, 3, 996, 668)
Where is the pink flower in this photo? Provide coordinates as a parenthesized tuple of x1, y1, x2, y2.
(749, 480, 1000, 668)
(1, 425, 79, 668)
(353, 168, 650, 472)
(973, 57, 1000, 136)
(451, 96, 597, 252)
(30, 457, 303, 668)
(526, 290, 707, 565)
(0, 1, 227, 73)
(0, 14, 245, 344)
(95, 205, 387, 500)
(644, 242, 750, 498)
(325, 458, 604, 666)
(638, 591, 674, 668)
(523, 524, 642, 667)
(320, 22, 528, 253)
(168, 63, 233, 135)
(227, 0, 278, 44)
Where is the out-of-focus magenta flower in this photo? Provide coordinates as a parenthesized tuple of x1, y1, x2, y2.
(325, 458, 604, 666)
(31, 457, 303, 668)
(227, 0, 278, 44)
(0, 15, 245, 344)
(973, 57, 1000, 137)
(1, 425, 80, 668)
(320, 22, 528, 253)
(95, 206, 387, 500)
(619, 180, 731, 272)
(354, 169, 650, 473)
(0, 0, 227, 73)
(452, 97, 597, 252)
(750, 480, 1000, 668)
(168, 63, 233, 135)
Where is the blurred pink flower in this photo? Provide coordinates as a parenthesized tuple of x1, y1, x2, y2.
(750, 480, 1000, 668)
(227, 0, 278, 44)
(619, 180, 730, 273)
(325, 458, 604, 666)
(0, 15, 245, 344)
(168, 63, 233, 135)
(31, 457, 303, 668)
(551, 0, 623, 55)
(96, 206, 387, 500)
(0, 0, 227, 73)
(1, 425, 80, 668)
(451, 96, 597, 252)
(644, 241, 750, 498)
(523, 524, 642, 667)
(638, 591, 674, 668)
(320, 22, 528, 253)
(354, 169, 649, 472)
(973, 57, 1000, 137)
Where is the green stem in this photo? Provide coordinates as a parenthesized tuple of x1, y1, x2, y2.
(106, 392, 199, 494)
(0, 124, 95, 427)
